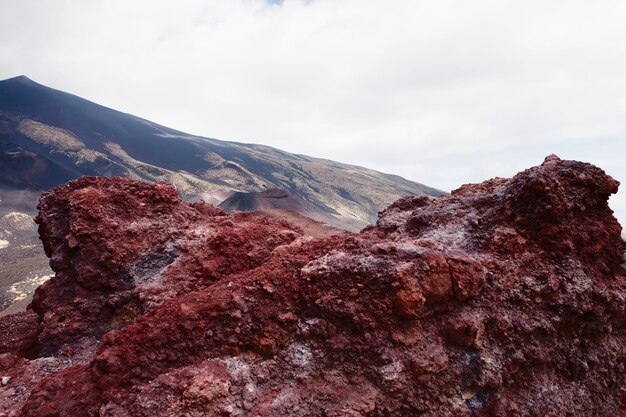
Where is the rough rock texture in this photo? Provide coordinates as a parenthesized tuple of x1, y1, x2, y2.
(1, 156, 624, 416)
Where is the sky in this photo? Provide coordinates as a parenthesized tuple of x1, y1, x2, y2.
(1, 0, 625, 227)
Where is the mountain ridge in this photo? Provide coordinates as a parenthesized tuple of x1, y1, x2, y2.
(0, 74, 444, 231)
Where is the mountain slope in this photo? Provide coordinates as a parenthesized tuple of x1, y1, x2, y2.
(0, 75, 443, 231)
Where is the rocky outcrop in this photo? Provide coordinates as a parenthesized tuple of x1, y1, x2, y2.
(0, 156, 624, 416)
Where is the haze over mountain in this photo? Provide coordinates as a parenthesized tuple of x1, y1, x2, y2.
(0, 75, 442, 230)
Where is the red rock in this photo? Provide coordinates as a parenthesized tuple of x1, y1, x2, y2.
(0, 311, 40, 357)
(0, 157, 624, 416)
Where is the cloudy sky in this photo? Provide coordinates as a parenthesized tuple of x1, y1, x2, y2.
(1, 0, 625, 226)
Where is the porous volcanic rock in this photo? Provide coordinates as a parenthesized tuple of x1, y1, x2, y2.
(1, 156, 625, 416)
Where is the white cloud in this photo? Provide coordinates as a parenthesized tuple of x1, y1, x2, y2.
(1, 0, 625, 226)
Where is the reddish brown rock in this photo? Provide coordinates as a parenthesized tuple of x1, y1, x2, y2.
(0, 156, 624, 416)
(0, 311, 40, 357)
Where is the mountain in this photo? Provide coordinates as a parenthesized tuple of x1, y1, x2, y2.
(0, 74, 444, 314)
(217, 188, 347, 234)
(0, 75, 443, 231)
(218, 188, 333, 222)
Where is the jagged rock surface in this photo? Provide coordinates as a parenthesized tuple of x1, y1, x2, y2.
(0, 156, 624, 416)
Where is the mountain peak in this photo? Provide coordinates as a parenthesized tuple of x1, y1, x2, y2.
(2, 75, 37, 85)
